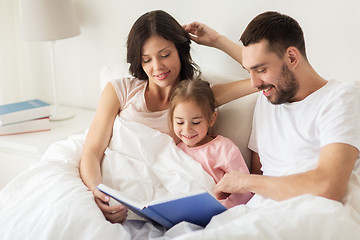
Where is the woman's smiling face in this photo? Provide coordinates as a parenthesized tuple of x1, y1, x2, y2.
(141, 35, 181, 89)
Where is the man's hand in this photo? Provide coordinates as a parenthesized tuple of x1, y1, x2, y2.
(214, 143, 358, 202)
(214, 171, 249, 200)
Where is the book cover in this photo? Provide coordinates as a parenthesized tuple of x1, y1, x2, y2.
(0, 99, 50, 126)
(97, 184, 227, 229)
(0, 117, 50, 136)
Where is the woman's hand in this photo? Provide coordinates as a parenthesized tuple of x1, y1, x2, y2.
(93, 188, 128, 223)
(183, 22, 223, 48)
(183, 21, 244, 64)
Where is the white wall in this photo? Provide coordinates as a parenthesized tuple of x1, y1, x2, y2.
(2, 0, 360, 109)
(0, 0, 21, 104)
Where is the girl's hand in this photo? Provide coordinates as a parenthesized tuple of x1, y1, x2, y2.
(93, 188, 128, 223)
(183, 22, 223, 47)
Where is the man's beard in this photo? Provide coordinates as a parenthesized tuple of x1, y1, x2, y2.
(260, 64, 299, 105)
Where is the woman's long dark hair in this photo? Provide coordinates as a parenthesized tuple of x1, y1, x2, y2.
(127, 10, 200, 80)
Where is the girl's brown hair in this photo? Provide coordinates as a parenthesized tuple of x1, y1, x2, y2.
(168, 79, 216, 134)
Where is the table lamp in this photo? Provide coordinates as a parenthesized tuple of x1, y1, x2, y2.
(20, 0, 81, 120)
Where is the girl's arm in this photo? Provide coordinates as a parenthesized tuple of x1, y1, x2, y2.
(79, 82, 127, 223)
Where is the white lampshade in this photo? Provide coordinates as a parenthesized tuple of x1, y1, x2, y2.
(21, 0, 81, 41)
(20, 0, 81, 121)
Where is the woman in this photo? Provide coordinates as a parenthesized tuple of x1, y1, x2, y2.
(80, 10, 254, 224)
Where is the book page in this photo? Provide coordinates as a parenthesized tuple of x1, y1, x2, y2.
(147, 189, 207, 206)
(97, 184, 145, 209)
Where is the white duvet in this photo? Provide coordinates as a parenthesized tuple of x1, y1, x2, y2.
(1, 117, 360, 239)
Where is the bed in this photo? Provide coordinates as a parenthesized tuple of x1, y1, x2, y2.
(1, 66, 360, 240)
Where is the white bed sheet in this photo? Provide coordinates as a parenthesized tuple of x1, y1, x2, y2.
(176, 168, 360, 239)
(1, 117, 360, 239)
(0, 117, 213, 239)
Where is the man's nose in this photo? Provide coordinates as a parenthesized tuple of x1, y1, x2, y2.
(250, 72, 262, 89)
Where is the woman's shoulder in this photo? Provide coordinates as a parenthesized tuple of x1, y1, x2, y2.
(110, 77, 146, 89)
(110, 77, 147, 98)
(105, 77, 147, 109)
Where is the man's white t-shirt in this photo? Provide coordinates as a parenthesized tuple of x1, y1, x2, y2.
(248, 80, 360, 176)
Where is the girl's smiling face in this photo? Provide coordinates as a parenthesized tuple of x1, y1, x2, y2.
(173, 100, 216, 148)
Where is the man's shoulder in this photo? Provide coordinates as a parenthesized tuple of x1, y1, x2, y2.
(325, 81, 360, 105)
(327, 80, 360, 94)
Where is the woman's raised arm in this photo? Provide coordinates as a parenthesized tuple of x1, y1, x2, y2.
(183, 21, 243, 64)
(184, 22, 257, 105)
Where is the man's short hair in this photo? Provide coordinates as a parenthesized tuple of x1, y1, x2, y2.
(240, 11, 307, 60)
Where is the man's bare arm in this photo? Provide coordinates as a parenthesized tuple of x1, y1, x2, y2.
(214, 143, 358, 201)
(251, 152, 263, 175)
(212, 79, 258, 107)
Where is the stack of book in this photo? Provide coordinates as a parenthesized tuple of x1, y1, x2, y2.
(0, 99, 51, 136)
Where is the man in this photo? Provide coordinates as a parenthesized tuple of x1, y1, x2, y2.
(184, 11, 360, 202)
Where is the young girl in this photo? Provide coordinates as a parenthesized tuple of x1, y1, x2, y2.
(169, 79, 253, 208)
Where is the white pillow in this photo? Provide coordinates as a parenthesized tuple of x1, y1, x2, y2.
(99, 63, 131, 90)
(201, 73, 258, 169)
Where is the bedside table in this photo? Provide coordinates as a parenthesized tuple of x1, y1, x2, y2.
(0, 108, 95, 189)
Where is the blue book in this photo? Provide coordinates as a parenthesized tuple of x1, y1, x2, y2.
(0, 99, 50, 126)
(97, 184, 227, 229)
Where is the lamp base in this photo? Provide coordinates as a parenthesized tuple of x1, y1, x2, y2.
(50, 106, 76, 121)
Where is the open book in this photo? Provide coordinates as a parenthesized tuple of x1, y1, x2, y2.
(97, 184, 227, 229)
